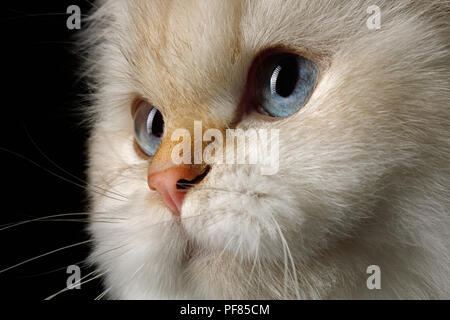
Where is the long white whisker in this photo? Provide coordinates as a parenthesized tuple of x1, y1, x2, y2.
(248, 237, 260, 284)
(0, 239, 94, 274)
(44, 269, 107, 300)
(95, 287, 111, 300)
(270, 215, 300, 299)
(19, 259, 87, 279)
(24, 126, 129, 200)
(0, 146, 127, 202)
(0, 212, 124, 231)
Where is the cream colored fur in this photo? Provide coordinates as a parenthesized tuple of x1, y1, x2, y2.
(83, 0, 450, 299)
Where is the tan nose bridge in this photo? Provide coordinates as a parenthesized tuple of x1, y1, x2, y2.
(147, 118, 226, 215)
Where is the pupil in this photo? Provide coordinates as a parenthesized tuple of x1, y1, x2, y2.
(274, 57, 299, 98)
(151, 110, 164, 138)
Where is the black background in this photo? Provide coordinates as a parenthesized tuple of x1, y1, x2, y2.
(0, 1, 100, 299)
(0, 1, 447, 309)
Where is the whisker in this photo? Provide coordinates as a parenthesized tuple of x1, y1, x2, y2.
(37, 219, 120, 224)
(45, 269, 106, 300)
(248, 238, 261, 283)
(39, 241, 130, 299)
(0, 212, 124, 231)
(122, 210, 241, 234)
(3, 11, 90, 23)
(19, 259, 87, 279)
(270, 215, 300, 299)
(84, 0, 100, 10)
(7, 9, 90, 17)
(176, 183, 267, 198)
(23, 126, 129, 200)
(21, 241, 126, 280)
(0, 239, 93, 275)
(95, 287, 111, 300)
(0, 146, 127, 203)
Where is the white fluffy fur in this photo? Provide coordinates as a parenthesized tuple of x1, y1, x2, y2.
(83, 0, 450, 299)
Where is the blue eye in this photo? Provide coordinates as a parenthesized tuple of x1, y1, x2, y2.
(255, 53, 319, 117)
(134, 101, 164, 156)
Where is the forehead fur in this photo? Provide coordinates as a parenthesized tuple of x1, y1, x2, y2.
(89, 0, 449, 122)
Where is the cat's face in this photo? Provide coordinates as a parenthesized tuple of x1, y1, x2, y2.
(86, 0, 450, 299)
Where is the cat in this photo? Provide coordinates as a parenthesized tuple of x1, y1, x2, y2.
(82, 0, 450, 299)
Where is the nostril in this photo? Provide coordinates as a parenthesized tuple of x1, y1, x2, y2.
(176, 166, 210, 190)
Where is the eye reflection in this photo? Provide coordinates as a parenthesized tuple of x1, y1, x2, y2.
(134, 100, 164, 156)
(255, 53, 319, 118)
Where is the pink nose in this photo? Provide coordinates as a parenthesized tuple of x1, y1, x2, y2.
(148, 166, 204, 215)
